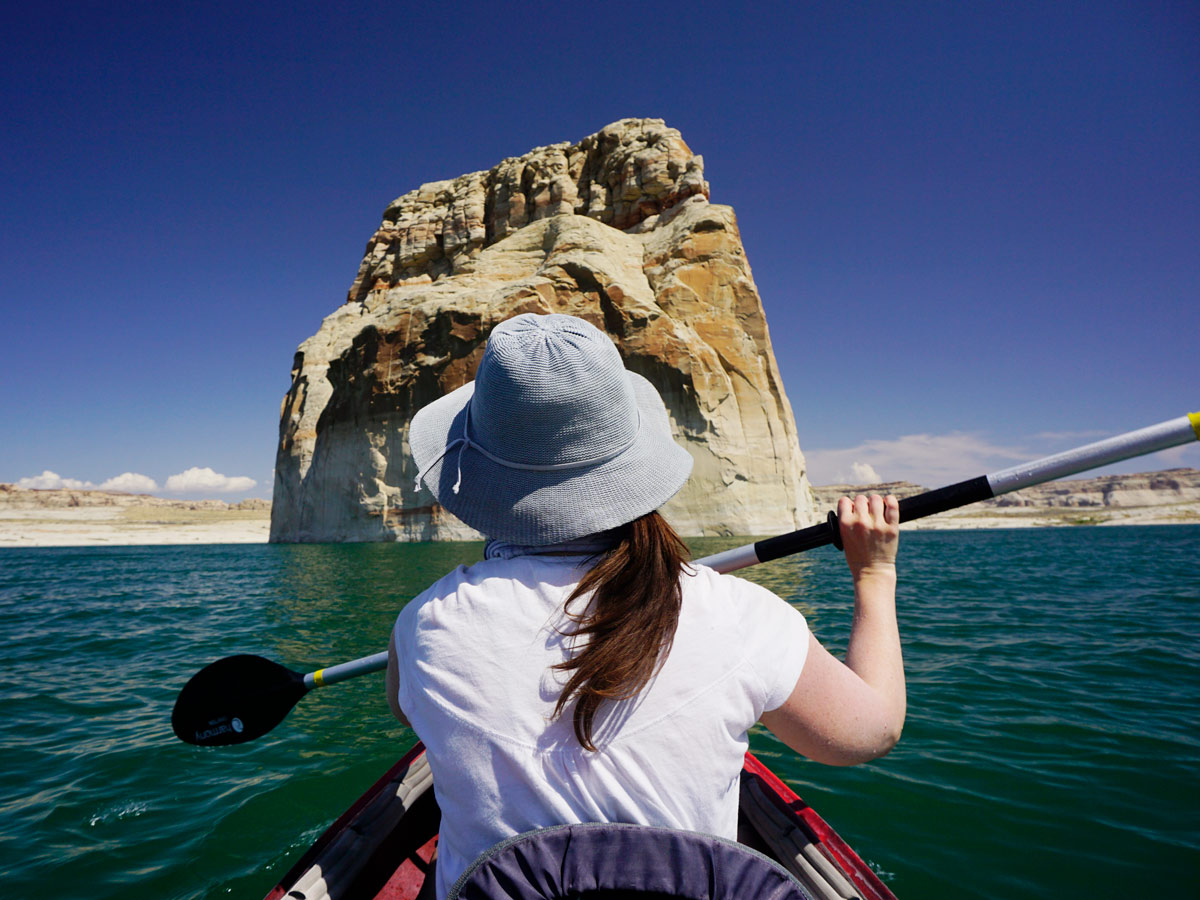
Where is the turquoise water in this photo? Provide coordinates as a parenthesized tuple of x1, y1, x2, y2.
(1, 527, 1197, 898)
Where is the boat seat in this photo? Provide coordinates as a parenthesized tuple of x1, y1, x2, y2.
(447, 822, 816, 900)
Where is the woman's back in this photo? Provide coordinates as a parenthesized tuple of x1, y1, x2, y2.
(390, 312, 904, 899)
(392, 553, 809, 898)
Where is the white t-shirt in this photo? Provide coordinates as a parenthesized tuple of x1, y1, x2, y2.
(392, 554, 810, 899)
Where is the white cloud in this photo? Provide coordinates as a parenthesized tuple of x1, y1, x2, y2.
(15, 470, 160, 493)
(98, 472, 159, 493)
(1030, 429, 1111, 443)
(16, 470, 95, 490)
(849, 462, 882, 484)
(13, 467, 262, 496)
(164, 467, 256, 493)
(806, 432, 1029, 487)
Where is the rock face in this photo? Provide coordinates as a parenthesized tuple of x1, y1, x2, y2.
(271, 119, 815, 542)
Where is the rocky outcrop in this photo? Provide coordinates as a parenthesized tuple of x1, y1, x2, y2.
(271, 119, 815, 542)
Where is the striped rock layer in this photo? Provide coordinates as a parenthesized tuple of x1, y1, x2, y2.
(271, 119, 816, 542)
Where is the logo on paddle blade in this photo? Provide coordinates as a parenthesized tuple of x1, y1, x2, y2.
(193, 715, 241, 742)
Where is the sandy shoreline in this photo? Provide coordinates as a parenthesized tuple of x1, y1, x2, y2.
(0, 507, 272, 547)
(0, 501, 1195, 548)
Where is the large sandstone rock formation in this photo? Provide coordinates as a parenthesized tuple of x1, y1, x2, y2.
(271, 119, 816, 542)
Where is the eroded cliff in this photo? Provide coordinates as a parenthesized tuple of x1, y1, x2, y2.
(271, 119, 815, 542)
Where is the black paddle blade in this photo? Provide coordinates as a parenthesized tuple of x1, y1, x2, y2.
(172, 654, 308, 746)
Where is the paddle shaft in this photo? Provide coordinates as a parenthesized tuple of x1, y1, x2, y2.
(294, 411, 1200, 686)
(304, 651, 389, 688)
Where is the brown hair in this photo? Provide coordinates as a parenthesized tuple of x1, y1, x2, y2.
(552, 511, 690, 751)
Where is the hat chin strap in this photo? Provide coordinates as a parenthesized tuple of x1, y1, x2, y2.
(413, 406, 642, 495)
(413, 426, 471, 495)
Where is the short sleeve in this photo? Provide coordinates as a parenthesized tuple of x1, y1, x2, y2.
(391, 579, 437, 712)
(391, 604, 414, 710)
(722, 573, 810, 713)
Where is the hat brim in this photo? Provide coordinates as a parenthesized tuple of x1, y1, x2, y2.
(409, 373, 693, 544)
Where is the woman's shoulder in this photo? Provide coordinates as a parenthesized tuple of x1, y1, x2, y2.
(407, 555, 546, 597)
(683, 563, 783, 604)
(681, 563, 805, 635)
(397, 555, 586, 624)
(394, 562, 473, 627)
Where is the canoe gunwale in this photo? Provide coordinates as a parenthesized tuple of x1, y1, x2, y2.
(264, 742, 438, 900)
(264, 743, 897, 900)
(739, 753, 893, 899)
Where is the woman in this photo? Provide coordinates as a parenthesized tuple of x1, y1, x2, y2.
(387, 313, 904, 898)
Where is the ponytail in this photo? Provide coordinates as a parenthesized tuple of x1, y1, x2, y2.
(552, 511, 690, 751)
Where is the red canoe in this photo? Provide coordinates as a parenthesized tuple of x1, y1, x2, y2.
(265, 742, 897, 900)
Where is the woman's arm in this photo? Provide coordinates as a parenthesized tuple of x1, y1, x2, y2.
(759, 494, 905, 765)
(386, 623, 410, 726)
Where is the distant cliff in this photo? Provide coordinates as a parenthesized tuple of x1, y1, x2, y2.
(0, 484, 269, 511)
(271, 119, 815, 543)
(983, 468, 1200, 509)
(812, 468, 1200, 528)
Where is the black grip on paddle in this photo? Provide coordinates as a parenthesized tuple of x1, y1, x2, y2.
(897, 475, 993, 523)
(754, 511, 841, 562)
(752, 477, 994, 565)
(826, 510, 844, 550)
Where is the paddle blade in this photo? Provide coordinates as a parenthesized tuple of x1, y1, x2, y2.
(172, 654, 308, 746)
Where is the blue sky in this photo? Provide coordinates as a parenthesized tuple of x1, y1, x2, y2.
(3, 1, 1197, 498)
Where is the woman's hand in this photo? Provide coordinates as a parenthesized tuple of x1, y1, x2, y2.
(759, 493, 905, 765)
(838, 494, 899, 580)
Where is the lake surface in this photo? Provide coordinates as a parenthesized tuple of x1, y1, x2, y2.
(1, 526, 1197, 898)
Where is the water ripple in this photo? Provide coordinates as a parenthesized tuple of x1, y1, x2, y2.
(1, 528, 1198, 898)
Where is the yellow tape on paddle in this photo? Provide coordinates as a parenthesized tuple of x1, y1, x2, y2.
(1190, 411, 1200, 442)
(312, 669, 326, 687)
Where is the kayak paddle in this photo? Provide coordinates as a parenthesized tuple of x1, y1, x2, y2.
(171, 651, 387, 746)
(171, 411, 1198, 746)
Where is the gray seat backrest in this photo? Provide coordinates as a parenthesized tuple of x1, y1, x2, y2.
(448, 822, 815, 900)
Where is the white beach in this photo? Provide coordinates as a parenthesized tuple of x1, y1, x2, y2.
(0, 505, 272, 547)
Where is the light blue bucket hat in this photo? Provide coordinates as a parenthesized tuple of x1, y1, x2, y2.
(409, 313, 693, 544)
